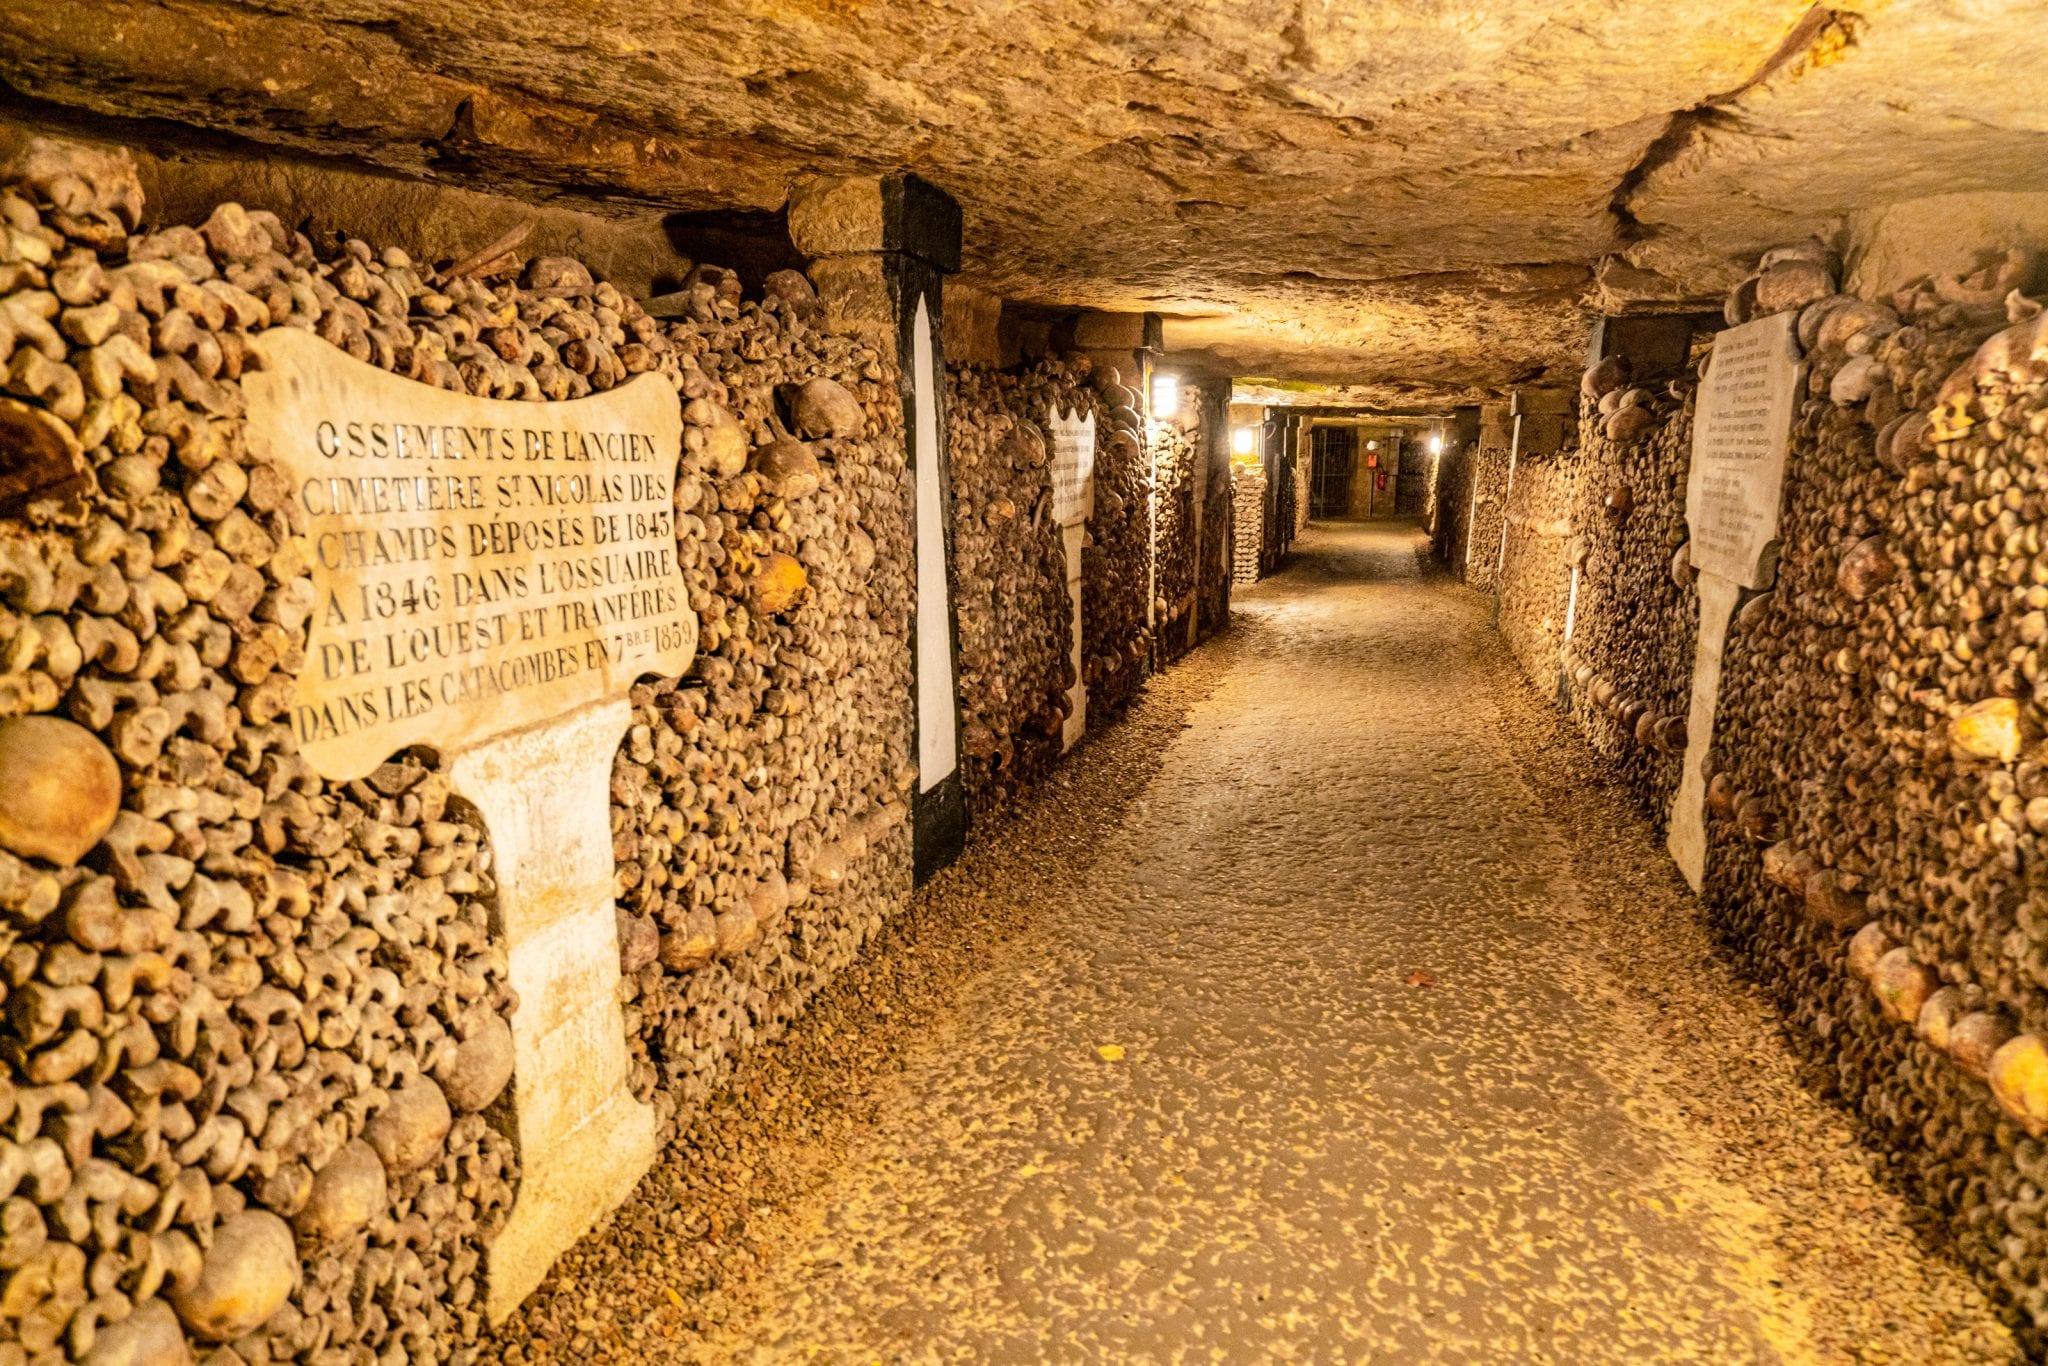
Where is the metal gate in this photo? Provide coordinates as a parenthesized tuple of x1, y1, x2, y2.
(1309, 426, 1355, 518)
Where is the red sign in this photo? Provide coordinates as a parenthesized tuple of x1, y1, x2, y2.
(1376, 471, 1389, 490)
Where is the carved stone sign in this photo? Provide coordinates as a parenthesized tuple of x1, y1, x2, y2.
(245, 329, 679, 1320)
(1050, 406, 1097, 527)
(1685, 311, 1802, 588)
(246, 329, 696, 778)
(1670, 312, 1804, 892)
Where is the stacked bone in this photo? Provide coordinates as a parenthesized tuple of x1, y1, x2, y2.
(1698, 236, 2048, 1352)
(1150, 417, 1200, 665)
(1231, 463, 1266, 585)
(1557, 358, 1700, 822)
(1082, 369, 1151, 716)
(607, 268, 914, 1136)
(942, 359, 1083, 810)
(1462, 432, 1512, 591)
(0, 140, 526, 1366)
(1494, 439, 1584, 690)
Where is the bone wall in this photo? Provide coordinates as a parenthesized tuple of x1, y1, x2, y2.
(942, 358, 1088, 809)
(942, 359, 1225, 790)
(1487, 232, 2048, 1351)
(1150, 420, 1200, 663)
(1554, 385, 1701, 824)
(607, 264, 916, 1142)
(0, 142, 537, 1366)
(0, 134, 914, 1366)
(1494, 451, 1581, 693)
(1289, 439, 1311, 543)
(1461, 424, 1512, 593)
(1080, 372, 1155, 718)
(1701, 254, 2048, 1354)
(0, 129, 1212, 1365)
(1197, 444, 1232, 639)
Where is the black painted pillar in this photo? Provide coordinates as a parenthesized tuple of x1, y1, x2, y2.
(789, 174, 968, 885)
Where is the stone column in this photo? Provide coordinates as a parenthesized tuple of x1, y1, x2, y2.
(1285, 414, 1307, 547)
(789, 174, 968, 884)
(1263, 410, 1298, 569)
(1512, 385, 1575, 456)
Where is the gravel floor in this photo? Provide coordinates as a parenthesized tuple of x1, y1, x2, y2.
(483, 519, 2017, 1364)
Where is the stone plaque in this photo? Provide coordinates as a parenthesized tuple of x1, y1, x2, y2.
(1670, 313, 1803, 891)
(1050, 406, 1097, 527)
(245, 329, 678, 1320)
(1685, 312, 1803, 588)
(245, 329, 696, 779)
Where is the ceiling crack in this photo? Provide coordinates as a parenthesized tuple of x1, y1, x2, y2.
(1607, 5, 1864, 246)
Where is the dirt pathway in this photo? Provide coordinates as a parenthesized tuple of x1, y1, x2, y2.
(495, 520, 2018, 1364)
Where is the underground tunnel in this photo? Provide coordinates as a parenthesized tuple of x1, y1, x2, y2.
(0, 1, 2046, 1360)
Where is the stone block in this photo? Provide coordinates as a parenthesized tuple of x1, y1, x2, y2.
(787, 175, 886, 257)
(945, 281, 1003, 367)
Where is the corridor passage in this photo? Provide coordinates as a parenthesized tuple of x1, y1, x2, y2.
(623, 520, 2010, 1363)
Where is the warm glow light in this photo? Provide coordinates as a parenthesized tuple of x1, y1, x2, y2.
(1231, 427, 1255, 456)
(1429, 433, 1444, 455)
(1366, 439, 1378, 451)
(1151, 372, 1179, 414)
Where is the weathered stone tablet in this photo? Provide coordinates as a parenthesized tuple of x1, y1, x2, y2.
(247, 328, 696, 779)
(1684, 311, 1801, 589)
(246, 329, 686, 1319)
(1670, 311, 1804, 890)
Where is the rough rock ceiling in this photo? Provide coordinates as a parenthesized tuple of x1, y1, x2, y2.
(4, 0, 2047, 403)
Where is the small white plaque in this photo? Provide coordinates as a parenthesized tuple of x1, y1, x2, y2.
(1050, 407, 1097, 527)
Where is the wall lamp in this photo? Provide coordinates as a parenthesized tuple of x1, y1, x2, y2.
(1151, 372, 1179, 416)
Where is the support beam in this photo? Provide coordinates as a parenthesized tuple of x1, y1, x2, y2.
(790, 173, 969, 884)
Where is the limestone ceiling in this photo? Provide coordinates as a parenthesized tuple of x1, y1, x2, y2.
(5, 0, 2047, 403)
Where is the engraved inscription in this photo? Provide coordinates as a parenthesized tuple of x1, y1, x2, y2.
(1686, 311, 1803, 588)
(1049, 406, 1097, 527)
(245, 329, 697, 778)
